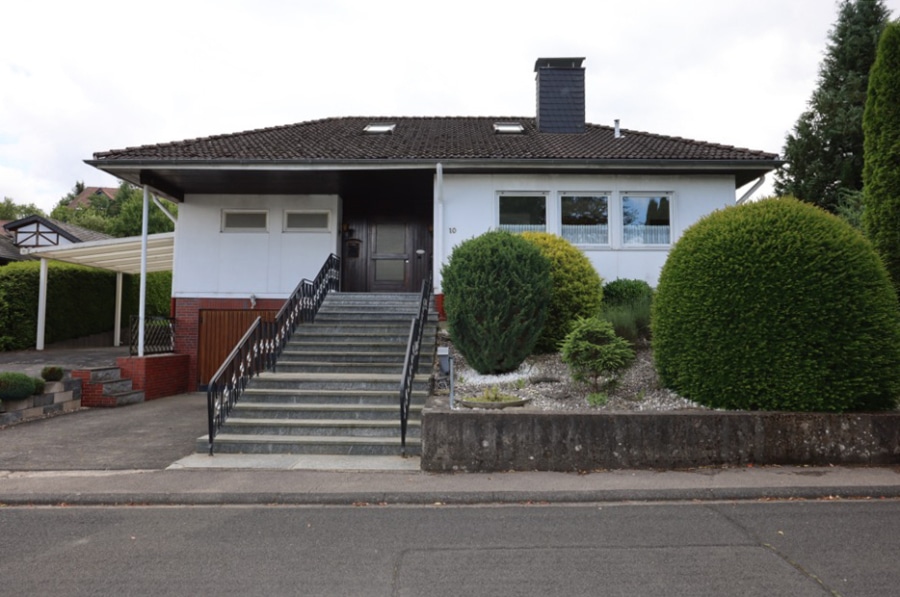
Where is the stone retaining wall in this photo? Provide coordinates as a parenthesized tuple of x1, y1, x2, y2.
(0, 379, 82, 427)
(420, 402, 900, 472)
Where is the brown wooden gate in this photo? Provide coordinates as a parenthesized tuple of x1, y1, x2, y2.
(198, 309, 277, 387)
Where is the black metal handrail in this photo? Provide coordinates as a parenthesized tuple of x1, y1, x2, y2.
(399, 266, 433, 456)
(206, 253, 341, 454)
(129, 316, 175, 356)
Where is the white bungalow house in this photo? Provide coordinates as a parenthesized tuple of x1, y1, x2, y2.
(87, 57, 781, 390)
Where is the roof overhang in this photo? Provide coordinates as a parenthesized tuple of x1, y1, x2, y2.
(21, 232, 174, 274)
(87, 158, 783, 200)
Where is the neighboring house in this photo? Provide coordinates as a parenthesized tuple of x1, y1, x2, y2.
(86, 57, 781, 389)
(67, 186, 118, 211)
(3, 215, 110, 250)
(2, 215, 111, 266)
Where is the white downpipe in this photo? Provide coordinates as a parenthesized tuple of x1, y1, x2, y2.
(736, 174, 766, 205)
(139, 185, 150, 357)
(114, 272, 123, 347)
(435, 162, 444, 292)
(36, 258, 48, 350)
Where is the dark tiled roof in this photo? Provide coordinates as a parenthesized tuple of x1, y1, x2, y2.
(0, 231, 24, 262)
(3, 215, 111, 244)
(93, 117, 779, 164)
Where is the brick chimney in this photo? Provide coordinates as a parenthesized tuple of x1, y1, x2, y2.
(534, 57, 586, 133)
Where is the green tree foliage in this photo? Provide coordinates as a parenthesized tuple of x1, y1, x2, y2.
(520, 232, 603, 353)
(775, 0, 890, 212)
(49, 181, 177, 237)
(863, 20, 900, 293)
(0, 197, 46, 219)
(653, 198, 900, 412)
(442, 230, 551, 374)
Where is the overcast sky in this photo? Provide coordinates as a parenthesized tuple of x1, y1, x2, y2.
(2, 0, 898, 213)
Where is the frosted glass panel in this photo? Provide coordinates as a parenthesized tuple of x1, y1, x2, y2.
(376, 259, 405, 282)
(376, 224, 405, 253)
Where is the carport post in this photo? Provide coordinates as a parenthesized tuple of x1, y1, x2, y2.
(36, 258, 48, 350)
(114, 272, 123, 347)
(138, 185, 149, 357)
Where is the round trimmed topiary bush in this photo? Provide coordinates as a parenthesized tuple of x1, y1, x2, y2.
(442, 230, 552, 374)
(520, 232, 603, 353)
(653, 198, 900, 412)
(0, 372, 37, 402)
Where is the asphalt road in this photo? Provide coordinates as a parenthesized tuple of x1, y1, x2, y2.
(2, 500, 898, 596)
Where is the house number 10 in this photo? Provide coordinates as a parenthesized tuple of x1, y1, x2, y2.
(449, 227, 457, 234)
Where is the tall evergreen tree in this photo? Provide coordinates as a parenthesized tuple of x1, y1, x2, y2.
(775, 0, 890, 212)
(863, 20, 900, 292)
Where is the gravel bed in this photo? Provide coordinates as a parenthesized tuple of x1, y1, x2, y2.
(433, 329, 707, 412)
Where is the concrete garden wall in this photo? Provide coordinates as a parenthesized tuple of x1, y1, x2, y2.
(420, 401, 900, 471)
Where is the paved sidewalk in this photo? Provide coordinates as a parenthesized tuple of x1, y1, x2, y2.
(1, 386, 900, 506)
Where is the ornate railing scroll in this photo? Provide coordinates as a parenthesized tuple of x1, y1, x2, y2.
(206, 253, 341, 454)
(399, 266, 433, 456)
(129, 316, 175, 356)
(267, 253, 341, 372)
(206, 317, 265, 455)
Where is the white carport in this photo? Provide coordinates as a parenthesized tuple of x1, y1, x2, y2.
(22, 232, 175, 354)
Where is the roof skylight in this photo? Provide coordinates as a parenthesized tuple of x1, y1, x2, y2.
(364, 123, 396, 134)
(493, 122, 525, 134)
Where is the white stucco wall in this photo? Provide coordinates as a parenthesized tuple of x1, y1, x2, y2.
(172, 194, 340, 299)
(433, 173, 736, 290)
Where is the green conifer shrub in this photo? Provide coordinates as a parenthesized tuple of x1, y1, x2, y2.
(603, 279, 653, 307)
(0, 372, 37, 401)
(653, 198, 900, 412)
(41, 366, 64, 382)
(442, 230, 551, 374)
(560, 317, 635, 391)
(520, 232, 603, 353)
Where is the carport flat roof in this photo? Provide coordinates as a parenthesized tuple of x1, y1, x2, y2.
(22, 232, 174, 274)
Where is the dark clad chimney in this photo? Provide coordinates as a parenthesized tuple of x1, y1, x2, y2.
(534, 57, 585, 133)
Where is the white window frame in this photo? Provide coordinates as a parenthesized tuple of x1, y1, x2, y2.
(559, 192, 611, 247)
(283, 210, 331, 233)
(496, 191, 548, 234)
(221, 209, 269, 233)
(619, 192, 673, 247)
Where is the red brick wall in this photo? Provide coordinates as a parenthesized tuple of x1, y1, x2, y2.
(173, 297, 285, 391)
(117, 354, 191, 400)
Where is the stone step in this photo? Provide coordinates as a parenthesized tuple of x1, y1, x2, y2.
(242, 388, 427, 406)
(201, 433, 421, 456)
(278, 350, 407, 363)
(220, 417, 420, 438)
(288, 331, 420, 344)
(313, 312, 430, 323)
(293, 323, 417, 335)
(103, 390, 146, 406)
(284, 341, 435, 354)
(273, 361, 428, 375)
(252, 372, 430, 392)
(232, 402, 422, 420)
(84, 367, 124, 382)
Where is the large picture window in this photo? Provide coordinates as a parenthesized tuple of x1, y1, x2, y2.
(622, 195, 671, 245)
(561, 195, 609, 245)
(498, 195, 546, 233)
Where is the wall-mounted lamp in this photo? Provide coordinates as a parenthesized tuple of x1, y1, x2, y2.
(249, 294, 257, 309)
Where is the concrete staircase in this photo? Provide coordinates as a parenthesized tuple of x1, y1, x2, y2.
(203, 292, 437, 456)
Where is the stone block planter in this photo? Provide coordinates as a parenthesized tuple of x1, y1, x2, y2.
(0, 379, 82, 427)
(420, 397, 900, 472)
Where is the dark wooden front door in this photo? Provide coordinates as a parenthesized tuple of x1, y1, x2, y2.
(342, 219, 430, 292)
